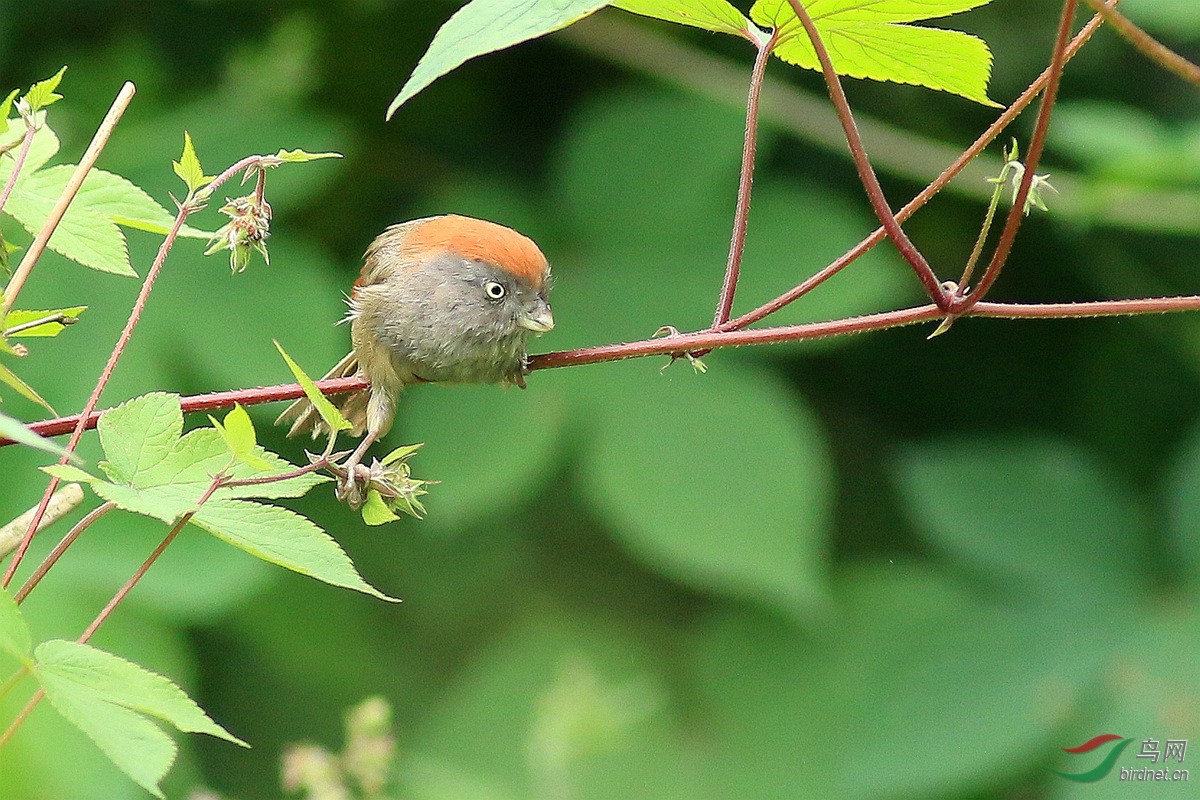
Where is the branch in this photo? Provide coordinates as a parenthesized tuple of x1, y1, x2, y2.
(713, 32, 776, 327)
(1, 82, 136, 315)
(13, 291, 1200, 446)
(953, 0, 1078, 312)
(783, 0, 949, 309)
(719, 0, 1116, 332)
(1082, 0, 1200, 84)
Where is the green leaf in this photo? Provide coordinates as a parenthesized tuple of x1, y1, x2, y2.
(3, 164, 206, 277)
(89, 482, 197, 524)
(97, 393, 185, 485)
(4, 305, 86, 337)
(41, 463, 99, 483)
(749, 0, 999, 106)
(361, 489, 401, 526)
(35, 639, 245, 798)
(387, 0, 609, 118)
(188, 498, 399, 601)
(210, 404, 273, 469)
(172, 131, 209, 193)
(0, 584, 32, 663)
(0, 89, 17, 136)
(577, 364, 832, 618)
(271, 148, 343, 163)
(274, 340, 352, 433)
(90, 393, 325, 506)
(0, 359, 54, 412)
(1, 410, 71, 459)
(23, 66, 67, 113)
(35, 640, 246, 745)
(38, 675, 176, 798)
(134, 428, 327, 500)
(613, 0, 753, 36)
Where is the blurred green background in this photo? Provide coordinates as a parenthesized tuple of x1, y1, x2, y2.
(2, 1, 1200, 798)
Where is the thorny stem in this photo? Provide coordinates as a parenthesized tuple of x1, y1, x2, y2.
(12, 291, 1200, 443)
(713, 31, 776, 328)
(783, 0, 949, 310)
(953, 0, 1078, 313)
(1082, 0, 1200, 85)
(0, 124, 35, 220)
(2, 152, 274, 590)
(1, 82, 136, 316)
(719, 0, 1118, 331)
(0, 0, 1174, 451)
(14, 503, 115, 603)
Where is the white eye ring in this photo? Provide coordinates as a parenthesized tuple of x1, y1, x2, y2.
(484, 281, 507, 301)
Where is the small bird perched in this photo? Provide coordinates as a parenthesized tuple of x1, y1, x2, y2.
(278, 214, 554, 505)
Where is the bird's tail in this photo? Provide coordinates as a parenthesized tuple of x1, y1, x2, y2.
(276, 352, 369, 439)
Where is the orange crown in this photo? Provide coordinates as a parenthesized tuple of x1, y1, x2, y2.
(403, 215, 549, 290)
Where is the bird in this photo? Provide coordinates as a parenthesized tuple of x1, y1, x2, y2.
(277, 214, 554, 505)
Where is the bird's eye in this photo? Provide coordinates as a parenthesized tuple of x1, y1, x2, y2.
(483, 281, 507, 301)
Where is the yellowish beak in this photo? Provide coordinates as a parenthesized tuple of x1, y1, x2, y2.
(518, 304, 555, 333)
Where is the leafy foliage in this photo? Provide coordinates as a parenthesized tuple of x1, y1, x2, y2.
(43, 393, 394, 601)
(171, 132, 210, 195)
(389, 0, 998, 114)
(0, 111, 209, 277)
(1, 583, 244, 798)
(749, 0, 998, 105)
(387, 0, 610, 117)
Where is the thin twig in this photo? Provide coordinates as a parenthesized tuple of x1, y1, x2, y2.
(0, 690, 42, 750)
(721, 0, 1117, 331)
(1, 82, 136, 315)
(77, 501, 207, 644)
(0, 667, 27, 702)
(3, 312, 74, 337)
(223, 460, 328, 489)
(954, 0, 1078, 312)
(0, 124, 36, 219)
(1082, 0, 1200, 84)
(13, 502, 114, 603)
(959, 171, 1009, 290)
(713, 32, 776, 327)
(783, 0, 949, 309)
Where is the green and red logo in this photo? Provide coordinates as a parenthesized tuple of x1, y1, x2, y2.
(1053, 734, 1134, 782)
